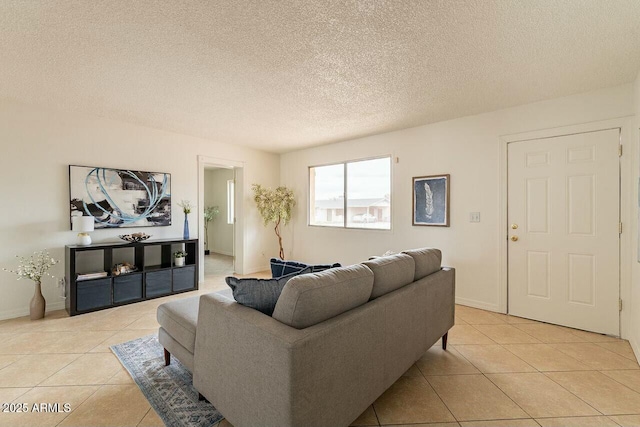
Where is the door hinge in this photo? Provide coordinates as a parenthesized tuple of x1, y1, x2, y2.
(619, 145, 623, 157)
(619, 299, 623, 312)
(619, 222, 623, 234)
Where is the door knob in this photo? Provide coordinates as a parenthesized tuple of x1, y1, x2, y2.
(510, 236, 519, 242)
(511, 223, 518, 230)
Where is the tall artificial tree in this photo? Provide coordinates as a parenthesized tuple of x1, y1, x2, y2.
(203, 206, 220, 254)
(252, 184, 295, 260)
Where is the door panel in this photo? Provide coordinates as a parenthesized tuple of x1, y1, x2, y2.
(526, 178, 550, 233)
(508, 129, 620, 335)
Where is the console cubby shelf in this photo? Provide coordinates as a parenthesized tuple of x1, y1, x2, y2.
(65, 238, 199, 316)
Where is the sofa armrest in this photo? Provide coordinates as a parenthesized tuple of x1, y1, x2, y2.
(193, 293, 299, 426)
(194, 292, 385, 427)
(428, 267, 455, 335)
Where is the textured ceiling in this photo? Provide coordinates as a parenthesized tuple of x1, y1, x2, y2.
(1, 1, 640, 153)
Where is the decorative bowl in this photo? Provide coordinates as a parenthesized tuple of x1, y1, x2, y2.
(118, 233, 151, 243)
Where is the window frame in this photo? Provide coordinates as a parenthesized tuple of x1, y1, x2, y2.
(308, 155, 392, 231)
(227, 179, 234, 225)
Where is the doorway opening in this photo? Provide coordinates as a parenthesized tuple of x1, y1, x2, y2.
(203, 166, 235, 277)
(197, 156, 244, 284)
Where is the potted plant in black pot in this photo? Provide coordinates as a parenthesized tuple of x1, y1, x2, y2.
(203, 206, 219, 256)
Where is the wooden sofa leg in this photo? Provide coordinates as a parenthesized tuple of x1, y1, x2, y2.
(198, 393, 209, 402)
(164, 349, 171, 366)
(442, 332, 448, 350)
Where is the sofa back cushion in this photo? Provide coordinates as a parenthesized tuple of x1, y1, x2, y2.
(401, 248, 442, 281)
(226, 267, 312, 315)
(363, 253, 416, 299)
(272, 264, 374, 329)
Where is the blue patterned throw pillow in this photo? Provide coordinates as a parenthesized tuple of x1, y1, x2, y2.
(225, 267, 313, 315)
(270, 258, 341, 278)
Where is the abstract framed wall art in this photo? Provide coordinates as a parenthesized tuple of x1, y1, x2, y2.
(69, 165, 171, 229)
(412, 174, 450, 227)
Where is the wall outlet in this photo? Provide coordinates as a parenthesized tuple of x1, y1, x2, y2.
(57, 277, 65, 288)
(470, 212, 481, 223)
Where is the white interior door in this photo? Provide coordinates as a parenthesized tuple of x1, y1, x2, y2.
(507, 129, 620, 335)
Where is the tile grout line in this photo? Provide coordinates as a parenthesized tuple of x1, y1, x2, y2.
(453, 339, 537, 374)
(482, 370, 536, 420)
(413, 341, 459, 424)
(453, 323, 497, 345)
(7, 386, 33, 404)
(606, 415, 624, 427)
(421, 374, 460, 424)
(594, 342, 639, 361)
(0, 353, 27, 374)
(490, 329, 609, 419)
(452, 322, 608, 423)
(549, 342, 638, 370)
(31, 353, 84, 388)
(53, 384, 103, 427)
(540, 371, 604, 416)
(597, 369, 640, 396)
(370, 401, 382, 427)
(103, 349, 131, 385)
(499, 342, 589, 371)
(136, 407, 153, 427)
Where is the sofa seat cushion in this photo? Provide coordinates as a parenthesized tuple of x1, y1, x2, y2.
(402, 248, 442, 281)
(157, 295, 200, 352)
(272, 264, 374, 329)
(270, 258, 341, 278)
(363, 253, 416, 299)
(226, 267, 312, 315)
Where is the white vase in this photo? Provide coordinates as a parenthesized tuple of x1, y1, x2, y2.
(77, 233, 92, 246)
(175, 257, 185, 267)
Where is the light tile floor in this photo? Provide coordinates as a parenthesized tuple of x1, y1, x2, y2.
(0, 277, 638, 427)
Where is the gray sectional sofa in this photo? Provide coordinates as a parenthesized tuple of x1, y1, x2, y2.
(190, 248, 455, 427)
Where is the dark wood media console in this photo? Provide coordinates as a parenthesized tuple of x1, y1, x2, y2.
(65, 238, 198, 316)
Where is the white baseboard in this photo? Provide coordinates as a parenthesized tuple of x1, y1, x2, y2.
(244, 262, 270, 276)
(455, 297, 503, 314)
(0, 300, 66, 321)
(630, 335, 640, 364)
(208, 250, 234, 257)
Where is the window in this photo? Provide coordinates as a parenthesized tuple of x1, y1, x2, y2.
(227, 179, 234, 224)
(309, 157, 391, 229)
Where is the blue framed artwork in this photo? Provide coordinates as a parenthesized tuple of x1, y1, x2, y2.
(413, 174, 450, 227)
(69, 165, 171, 229)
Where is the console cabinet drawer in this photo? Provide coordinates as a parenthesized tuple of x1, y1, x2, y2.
(76, 278, 112, 312)
(146, 270, 172, 297)
(173, 266, 196, 291)
(113, 273, 143, 304)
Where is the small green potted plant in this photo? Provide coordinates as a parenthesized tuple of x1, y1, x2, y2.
(173, 250, 188, 267)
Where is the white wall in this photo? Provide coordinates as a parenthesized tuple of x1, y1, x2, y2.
(204, 168, 234, 255)
(0, 101, 279, 320)
(281, 84, 636, 325)
(630, 71, 640, 358)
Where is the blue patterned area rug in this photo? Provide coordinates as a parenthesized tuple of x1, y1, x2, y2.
(111, 334, 223, 427)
